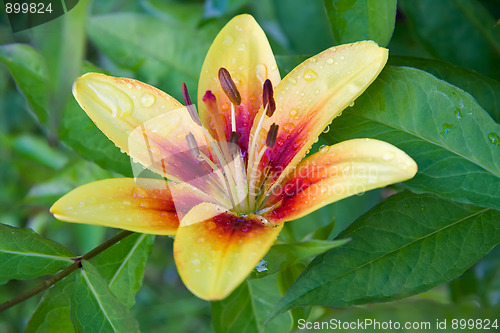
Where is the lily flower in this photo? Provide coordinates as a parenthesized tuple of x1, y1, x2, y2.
(51, 14, 417, 300)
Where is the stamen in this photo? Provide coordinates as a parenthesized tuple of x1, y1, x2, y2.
(229, 131, 239, 155)
(182, 82, 201, 126)
(218, 68, 241, 105)
(266, 123, 279, 148)
(185, 133, 199, 158)
(262, 79, 275, 117)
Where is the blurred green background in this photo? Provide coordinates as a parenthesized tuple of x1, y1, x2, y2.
(1, 0, 499, 332)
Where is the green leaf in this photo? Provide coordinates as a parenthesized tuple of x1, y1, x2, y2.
(399, 0, 500, 80)
(323, 0, 397, 47)
(93, 233, 155, 308)
(10, 134, 68, 170)
(271, 0, 334, 55)
(0, 44, 49, 124)
(0, 43, 132, 176)
(319, 299, 500, 332)
(0, 224, 74, 285)
(71, 261, 139, 333)
(272, 192, 500, 313)
(86, 13, 210, 101)
(249, 239, 347, 279)
(212, 275, 292, 333)
(327, 66, 500, 211)
(26, 278, 75, 333)
(389, 55, 500, 122)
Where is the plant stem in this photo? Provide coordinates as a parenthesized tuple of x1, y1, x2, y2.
(0, 230, 134, 312)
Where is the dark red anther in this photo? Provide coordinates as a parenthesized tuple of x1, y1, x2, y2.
(218, 68, 241, 105)
(185, 133, 200, 158)
(263, 79, 275, 117)
(266, 123, 279, 148)
(229, 131, 239, 155)
(182, 82, 201, 126)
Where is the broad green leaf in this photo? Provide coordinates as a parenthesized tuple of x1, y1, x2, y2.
(93, 233, 155, 308)
(143, 0, 204, 28)
(71, 261, 139, 333)
(26, 278, 75, 333)
(10, 134, 68, 170)
(327, 66, 500, 211)
(0, 44, 48, 124)
(212, 275, 292, 333)
(399, 0, 500, 80)
(87, 13, 210, 101)
(319, 299, 500, 333)
(276, 262, 310, 328)
(389, 55, 500, 122)
(249, 239, 347, 279)
(272, 192, 500, 313)
(271, 0, 334, 55)
(323, 0, 397, 47)
(0, 224, 74, 285)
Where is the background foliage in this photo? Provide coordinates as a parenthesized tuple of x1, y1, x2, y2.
(0, 0, 499, 332)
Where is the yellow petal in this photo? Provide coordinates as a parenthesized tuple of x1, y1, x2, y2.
(73, 73, 183, 153)
(197, 14, 280, 152)
(50, 178, 217, 235)
(262, 139, 417, 224)
(251, 41, 388, 195)
(174, 202, 283, 300)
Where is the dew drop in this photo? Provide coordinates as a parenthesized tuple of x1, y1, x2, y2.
(191, 259, 200, 265)
(221, 102, 230, 111)
(455, 107, 464, 119)
(382, 151, 394, 161)
(488, 132, 500, 146)
(319, 145, 329, 153)
(303, 68, 318, 82)
(288, 77, 297, 85)
(126, 83, 133, 89)
(289, 109, 298, 117)
(283, 122, 296, 134)
(322, 125, 330, 133)
(326, 58, 334, 64)
(222, 35, 234, 45)
(140, 92, 155, 107)
(271, 64, 278, 71)
(276, 137, 284, 146)
(349, 101, 355, 107)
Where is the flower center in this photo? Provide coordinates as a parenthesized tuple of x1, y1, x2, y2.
(182, 68, 279, 214)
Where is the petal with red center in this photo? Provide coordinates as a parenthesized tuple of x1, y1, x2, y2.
(50, 178, 217, 235)
(174, 202, 283, 300)
(251, 41, 388, 195)
(197, 14, 280, 154)
(262, 139, 417, 224)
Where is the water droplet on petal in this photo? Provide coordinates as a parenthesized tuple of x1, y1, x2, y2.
(319, 145, 329, 153)
(304, 68, 318, 82)
(222, 35, 234, 45)
(289, 109, 298, 117)
(283, 122, 295, 134)
(326, 58, 334, 64)
(140, 92, 155, 107)
(191, 259, 200, 265)
(288, 77, 297, 85)
(349, 101, 355, 107)
(382, 151, 394, 161)
(322, 125, 330, 133)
